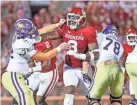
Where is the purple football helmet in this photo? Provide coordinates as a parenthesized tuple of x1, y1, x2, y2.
(102, 25, 118, 39)
(14, 19, 40, 42)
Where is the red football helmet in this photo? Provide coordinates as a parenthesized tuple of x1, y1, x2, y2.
(67, 7, 86, 30)
(126, 28, 137, 46)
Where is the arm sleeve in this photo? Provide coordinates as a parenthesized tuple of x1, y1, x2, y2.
(85, 28, 97, 44)
(56, 24, 66, 38)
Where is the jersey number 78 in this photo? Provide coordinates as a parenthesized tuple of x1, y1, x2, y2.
(103, 37, 120, 55)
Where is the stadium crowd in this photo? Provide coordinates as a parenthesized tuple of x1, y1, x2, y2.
(1, 1, 137, 97)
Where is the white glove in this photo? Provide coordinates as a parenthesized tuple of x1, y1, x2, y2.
(56, 19, 66, 27)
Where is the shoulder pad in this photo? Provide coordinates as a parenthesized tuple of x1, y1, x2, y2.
(84, 26, 97, 36)
(12, 39, 32, 50)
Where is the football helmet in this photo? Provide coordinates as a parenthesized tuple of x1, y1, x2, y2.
(102, 25, 118, 40)
(67, 7, 86, 30)
(126, 28, 137, 46)
(13, 19, 41, 44)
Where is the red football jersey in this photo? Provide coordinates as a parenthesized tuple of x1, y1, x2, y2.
(123, 44, 134, 57)
(56, 25, 97, 68)
(34, 40, 56, 73)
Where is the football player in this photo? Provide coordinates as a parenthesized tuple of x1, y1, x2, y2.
(39, 7, 98, 105)
(88, 25, 124, 105)
(1, 19, 70, 105)
(26, 39, 63, 105)
(122, 28, 137, 105)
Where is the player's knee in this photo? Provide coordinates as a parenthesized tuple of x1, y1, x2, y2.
(88, 98, 101, 105)
(64, 94, 74, 105)
(65, 86, 76, 94)
(110, 94, 122, 105)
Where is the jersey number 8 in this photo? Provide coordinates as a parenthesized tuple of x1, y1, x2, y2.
(68, 40, 78, 52)
(103, 37, 120, 55)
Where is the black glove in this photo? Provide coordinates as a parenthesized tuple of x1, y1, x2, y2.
(82, 73, 92, 84)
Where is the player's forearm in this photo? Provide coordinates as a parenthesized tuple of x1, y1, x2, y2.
(82, 61, 90, 73)
(31, 47, 61, 61)
(119, 55, 126, 68)
(70, 52, 95, 62)
(38, 19, 66, 36)
(38, 24, 58, 35)
(67, 51, 93, 61)
(73, 53, 88, 61)
(85, 43, 99, 61)
(41, 31, 59, 41)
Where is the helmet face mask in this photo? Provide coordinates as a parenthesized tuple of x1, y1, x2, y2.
(126, 28, 137, 46)
(127, 34, 137, 46)
(67, 13, 82, 29)
(67, 7, 86, 30)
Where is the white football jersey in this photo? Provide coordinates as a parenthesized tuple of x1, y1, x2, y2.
(6, 39, 36, 75)
(126, 44, 137, 63)
(97, 33, 123, 63)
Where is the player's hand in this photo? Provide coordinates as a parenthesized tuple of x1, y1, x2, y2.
(34, 60, 41, 66)
(58, 42, 71, 51)
(87, 51, 94, 61)
(56, 19, 66, 27)
(88, 49, 99, 61)
(82, 72, 92, 84)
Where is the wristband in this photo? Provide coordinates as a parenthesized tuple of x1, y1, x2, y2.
(56, 46, 61, 52)
(56, 23, 59, 27)
(75, 53, 86, 60)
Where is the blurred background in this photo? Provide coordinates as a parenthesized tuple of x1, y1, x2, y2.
(1, 1, 137, 105)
